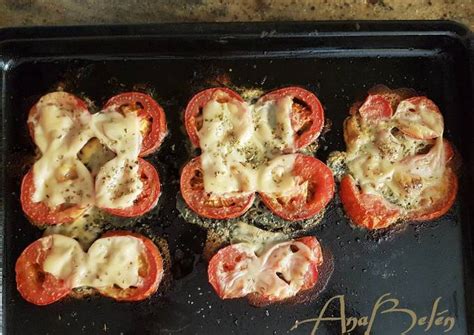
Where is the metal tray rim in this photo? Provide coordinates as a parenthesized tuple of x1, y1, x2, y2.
(0, 20, 471, 45)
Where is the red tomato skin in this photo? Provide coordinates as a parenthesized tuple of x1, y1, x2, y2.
(358, 94, 393, 120)
(259, 87, 325, 149)
(15, 236, 72, 306)
(184, 87, 244, 148)
(339, 175, 401, 230)
(259, 154, 335, 221)
(100, 158, 160, 217)
(180, 156, 256, 219)
(105, 92, 167, 157)
(98, 231, 164, 301)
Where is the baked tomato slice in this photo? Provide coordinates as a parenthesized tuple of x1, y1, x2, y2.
(27, 92, 90, 147)
(339, 175, 401, 230)
(180, 156, 255, 219)
(357, 94, 393, 121)
(208, 236, 323, 304)
(98, 231, 164, 301)
(101, 158, 160, 217)
(259, 154, 335, 221)
(394, 96, 444, 140)
(104, 92, 167, 156)
(259, 87, 324, 149)
(184, 87, 244, 148)
(20, 169, 90, 225)
(15, 236, 72, 305)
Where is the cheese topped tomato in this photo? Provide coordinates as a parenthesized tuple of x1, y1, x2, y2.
(329, 88, 457, 229)
(181, 87, 334, 221)
(22, 92, 164, 224)
(15, 231, 164, 305)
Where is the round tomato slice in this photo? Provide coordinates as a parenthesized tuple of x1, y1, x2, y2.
(259, 87, 324, 149)
(208, 244, 257, 300)
(98, 231, 164, 301)
(180, 156, 255, 219)
(394, 96, 444, 140)
(20, 169, 89, 225)
(184, 87, 244, 148)
(105, 92, 167, 157)
(28, 92, 90, 150)
(259, 154, 335, 221)
(101, 158, 160, 217)
(16, 236, 72, 305)
(339, 175, 401, 230)
(358, 94, 393, 121)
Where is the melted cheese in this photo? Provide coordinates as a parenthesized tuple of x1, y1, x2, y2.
(92, 108, 143, 209)
(30, 93, 92, 154)
(31, 94, 94, 207)
(42, 235, 85, 283)
(229, 221, 285, 254)
(257, 241, 313, 298)
(42, 234, 144, 289)
(395, 99, 444, 139)
(339, 97, 448, 210)
(215, 239, 320, 300)
(199, 91, 297, 195)
(33, 157, 94, 207)
(44, 207, 103, 249)
(28, 93, 145, 210)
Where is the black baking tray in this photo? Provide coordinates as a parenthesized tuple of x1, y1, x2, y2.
(0, 21, 473, 335)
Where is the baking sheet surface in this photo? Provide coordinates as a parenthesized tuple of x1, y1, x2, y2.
(0, 22, 472, 335)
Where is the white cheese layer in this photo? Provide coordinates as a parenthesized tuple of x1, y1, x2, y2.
(30, 93, 94, 207)
(28, 93, 145, 210)
(91, 109, 143, 208)
(198, 92, 297, 195)
(395, 99, 444, 139)
(42, 234, 144, 289)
